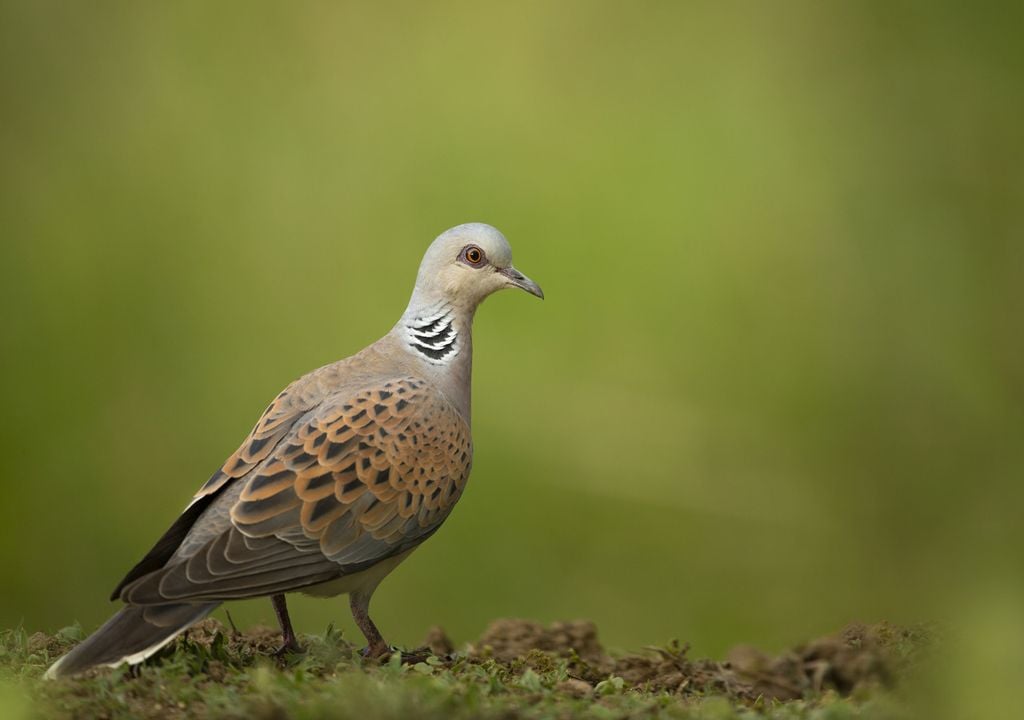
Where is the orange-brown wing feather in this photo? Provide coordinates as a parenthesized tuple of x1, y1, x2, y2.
(231, 377, 472, 566)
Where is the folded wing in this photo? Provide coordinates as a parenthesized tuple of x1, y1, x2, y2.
(118, 377, 472, 604)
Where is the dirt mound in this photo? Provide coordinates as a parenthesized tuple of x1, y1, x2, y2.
(725, 622, 929, 699)
(463, 618, 931, 700)
(470, 619, 604, 664)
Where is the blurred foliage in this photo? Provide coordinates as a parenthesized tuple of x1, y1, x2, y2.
(0, 1, 1021, 708)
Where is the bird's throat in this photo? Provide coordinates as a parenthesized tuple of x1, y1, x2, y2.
(405, 304, 460, 364)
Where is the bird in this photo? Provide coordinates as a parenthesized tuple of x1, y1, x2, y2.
(45, 222, 543, 679)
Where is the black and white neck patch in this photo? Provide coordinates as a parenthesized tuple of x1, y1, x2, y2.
(406, 306, 459, 363)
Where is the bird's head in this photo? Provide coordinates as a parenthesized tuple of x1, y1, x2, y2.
(412, 223, 544, 310)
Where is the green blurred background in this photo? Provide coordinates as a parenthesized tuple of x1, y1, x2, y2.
(1, 0, 1021, 687)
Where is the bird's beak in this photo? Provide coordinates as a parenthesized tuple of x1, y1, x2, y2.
(499, 266, 544, 299)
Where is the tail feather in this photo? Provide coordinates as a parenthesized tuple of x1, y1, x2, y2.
(45, 602, 219, 679)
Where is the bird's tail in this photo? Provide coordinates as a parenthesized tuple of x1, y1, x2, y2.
(44, 602, 219, 679)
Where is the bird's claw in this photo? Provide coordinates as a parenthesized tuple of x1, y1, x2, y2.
(359, 645, 434, 665)
(359, 644, 397, 662)
(273, 640, 305, 662)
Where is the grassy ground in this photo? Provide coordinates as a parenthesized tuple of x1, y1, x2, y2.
(0, 618, 929, 719)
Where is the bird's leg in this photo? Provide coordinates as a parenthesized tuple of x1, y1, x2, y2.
(271, 594, 303, 655)
(349, 589, 390, 660)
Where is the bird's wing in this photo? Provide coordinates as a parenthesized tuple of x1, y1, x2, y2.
(118, 376, 472, 604)
(109, 375, 324, 599)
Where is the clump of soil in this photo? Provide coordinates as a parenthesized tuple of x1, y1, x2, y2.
(26, 631, 72, 660)
(725, 622, 929, 699)
(464, 618, 931, 701)
(470, 619, 605, 664)
(184, 618, 282, 658)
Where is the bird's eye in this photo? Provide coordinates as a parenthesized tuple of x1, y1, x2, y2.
(461, 245, 486, 267)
